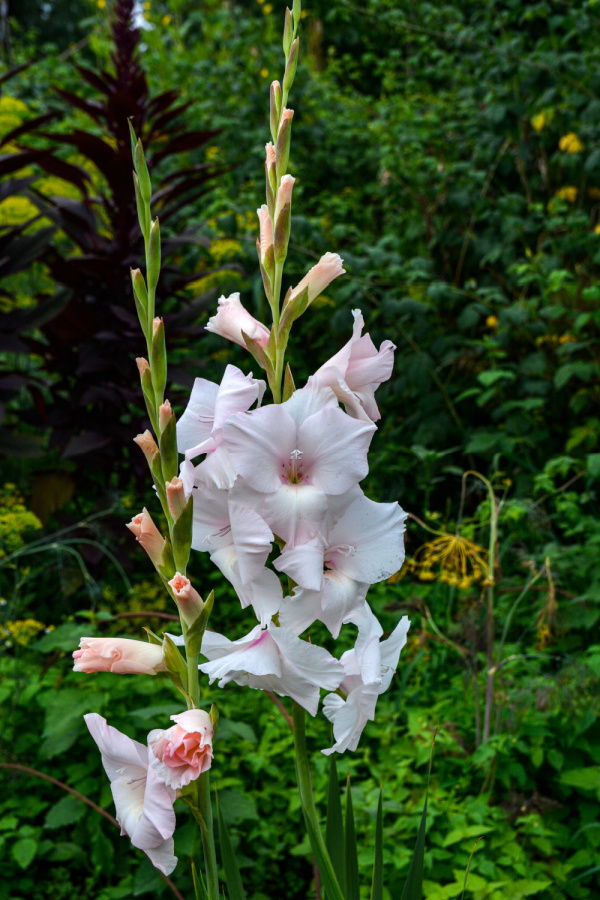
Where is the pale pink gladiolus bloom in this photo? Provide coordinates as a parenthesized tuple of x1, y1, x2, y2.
(73, 637, 165, 675)
(198, 623, 344, 716)
(165, 476, 188, 519)
(288, 252, 345, 306)
(133, 430, 159, 465)
(222, 379, 375, 546)
(158, 399, 172, 432)
(126, 508, 165, 567)
(84, 713, 177, 874)
(257, 204, 273, 261)
(168, 572, 204, 626)
(148, 709, 213, 790)
(313, 309, 396, 421)
(206, 292, 270, 350)
(321, 607, 410, 755)
(275, 174, 295, 219)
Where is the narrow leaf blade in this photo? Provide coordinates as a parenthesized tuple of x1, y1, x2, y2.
(217, 793, 247, 900)
(370, 788, 383, 900)
(326, 754, 345, 895)
(400, 731, 436, 900)
(344, 774, 360, 900)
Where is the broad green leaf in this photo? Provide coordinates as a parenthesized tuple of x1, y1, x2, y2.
(44, 795, 86, 829)
(560, 767, 600, 791)
(370, 788, 383, 900)
(443, 825, 494, 847)
(12, 837, 37, 869)
(344, 774, 360, 900)
(218, 789, 258, 825)
(217, 793, 246, 900)
(326, 755, 345, 896)
(511, 879, 553, 896)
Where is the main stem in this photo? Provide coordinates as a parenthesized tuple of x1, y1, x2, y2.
(292, 701, 345, 900)
(197, 772, 219, 900)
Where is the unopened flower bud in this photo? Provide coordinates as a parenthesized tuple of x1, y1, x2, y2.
(206, 293, 270, 349)
(134, 429, 159, 465)
(152, 316, 162, 337)
(134, 138, 152, 204)
(274, 174, 295, 263)
(265, 142, 277, 217)
(288, 252, 345, 306)
(126, 508, 166, 567)
(276, 108, 294, 180)
(159, 399, 173, 433)
(270, 80, 282, 143)
(73, 637, 165, 675)
(151, 317, 167, 399)
(136, 357, 150, 377)
(275, 174, 295, 220)
(131, 268, 148, 328)
(168, 572, 204, 627)
(166, 476, 187, 520)
(283, 37, 299, 95)
(147, 218, 161, 292)
(283, 6, 293, 56)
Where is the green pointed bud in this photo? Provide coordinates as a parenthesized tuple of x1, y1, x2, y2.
(144, 626, 163, 646)
(172, 493, 193, 572)
(131, 268, 148, 331)
(209, 703, 219, 734)
(157, 537, 176, 581)
(270, 80, 282, 143)
(162, 633, 189, 696)
(133, 173, 149, 242)
(136, 356, 155, 415)
(292, 0, 301, 27)
(265, 142, 276, 217)
(159, 408, 178, 483)
(283, 362, 296, 401)
(283, 7, 293, 56)
(185, 589, 214, 657)
(283, 38, 299, 96)
(147, 218, 161, 293)
(274, 203, 291, 263)
(276, 108, 294, 180)
(242, 329, 276, 379)
(128, 119, 138, 163)
(134, 138, 152, 204)
(151, 317, 167, 401)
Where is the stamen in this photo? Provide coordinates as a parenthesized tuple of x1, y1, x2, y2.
(336, 544, 356, 557)
(288, 448, 304, 483)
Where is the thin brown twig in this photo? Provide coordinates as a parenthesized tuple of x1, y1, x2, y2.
(0, 763, 185, 900)
(265, 691, 293, 730)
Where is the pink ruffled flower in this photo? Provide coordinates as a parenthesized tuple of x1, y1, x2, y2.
(313, 309, 396, 421)
(73, 637, 165, 675)
(148, 709, 214, 790)
(288, 252, 345, 306)
(126, 508, 166, 567)
(84, 713, 177, 875)
(206, 293, 270, 349)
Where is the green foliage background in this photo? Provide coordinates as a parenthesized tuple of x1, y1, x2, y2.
(1, 1, 599, 899)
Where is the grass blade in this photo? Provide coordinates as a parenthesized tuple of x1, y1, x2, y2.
(326, 754, 345, 896)
(345, 773, 360, 900)
(400, 729, 437, 900)
(216, 793, 246, 900)
(460, 838, 483, 900)
(191, 857, 208, 900)
(370, 787, 383, 900)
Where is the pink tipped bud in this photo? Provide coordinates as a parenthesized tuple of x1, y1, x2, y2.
(257, 204, 274, 261)
(159, 399, 173, 432)
(166, 476, 187, 519)
(278, 107, 294, 131)
(289, 252, 345, 306)
(136, 357, 150, 376)
(133, 430, 159, 465)
(275, 174, 295, 219)
(168, 572, 204, 626)
(73, 637, 165, 675)
(152, 316, 162, 337)
(126, 508, 166, 567)
(206, 293, 270, 349)
(265, 141, 276, 169)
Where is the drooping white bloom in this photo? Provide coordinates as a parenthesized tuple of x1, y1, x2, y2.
(84, 714, 177, 875)
(321, 608, 411, 754)
(198, 623, 344, 716)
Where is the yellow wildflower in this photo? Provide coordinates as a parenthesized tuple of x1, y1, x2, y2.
(389, 532, 489, 588)
(558, 334, 576, 344)
(97, 0, 106, 8)
(558, 132, 584, 153)
(162, 14, 171, 25)
(263, 3, 273, 12)
(486, 315, 498, 329)
(531, 112, 546, 132)
(301, 8, 309, 17)
(594, 224, 600, 234)
(555, 186, 578, 203)
(260, 67, 269, 79)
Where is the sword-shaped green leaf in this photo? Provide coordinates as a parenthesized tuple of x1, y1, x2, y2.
(370, 787, 383, 900)
(191, 857, 208, 900)
(345, 773, 360, 900)
(217, 792, 246, 900)
(400, 731, 437, 900)
(326, 754, 345, 896)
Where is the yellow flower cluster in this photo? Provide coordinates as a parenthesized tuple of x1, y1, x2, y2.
(536, 333, 577, 347)
(486, 315, 498, 329)
(0, 484, 42, 558)
(531, 112, 546, 132)
(558, 132, 584, 153)
(389, 533, 489, 590)
(0, 619, 45, 647)
(555, 186, 578, 203)
(210, 238, 243, 263)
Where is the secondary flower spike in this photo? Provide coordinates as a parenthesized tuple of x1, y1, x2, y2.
(206, 293, 270, 350)
(84, 713, 177, 874)
(148, 709, 214, 790)
(73, 637, 166, 675)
